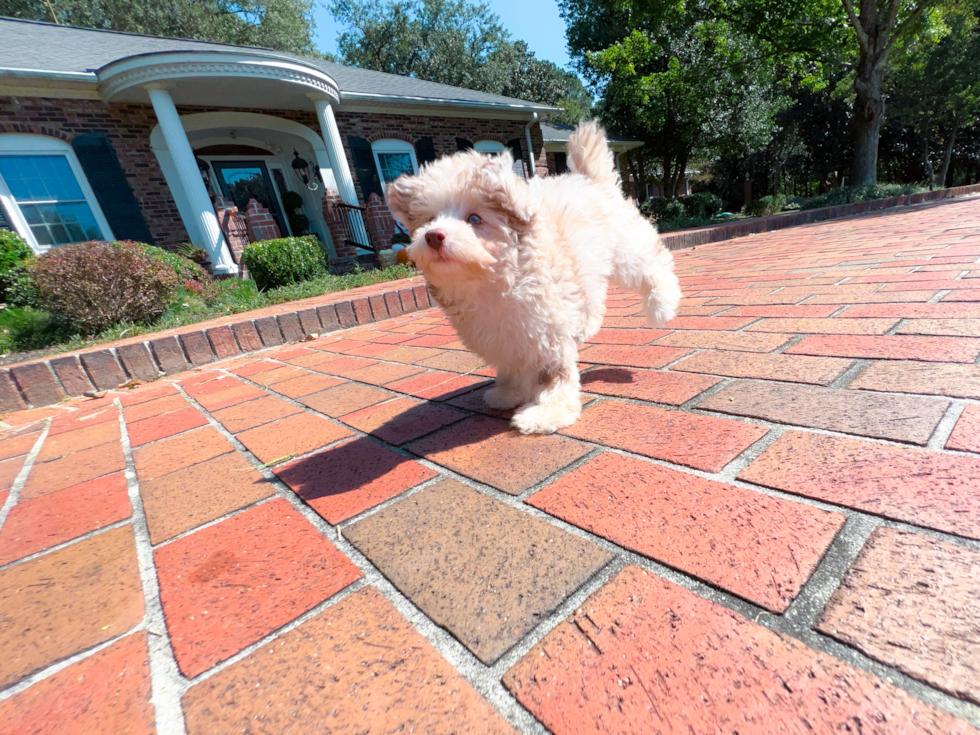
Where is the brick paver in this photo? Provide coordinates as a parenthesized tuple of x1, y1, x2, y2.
(345, 478, 613, 663)
(3, 198, 980, 732)
(816, 528, 980, 704)
(528, 453, 844, 612)
(503, 566, 975, 735)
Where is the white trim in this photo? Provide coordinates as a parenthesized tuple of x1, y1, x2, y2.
(473, 140, 506, 154)
(339, 91, 558, 113)
(0, 133, 115, 253)
(371, 139, 418, 187)
(98, 52, 340, 104)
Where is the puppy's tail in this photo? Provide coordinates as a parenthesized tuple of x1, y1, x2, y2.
(567, 120, 620, 189)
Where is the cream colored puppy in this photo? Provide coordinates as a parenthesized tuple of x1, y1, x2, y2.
(386, 121, 681, 434)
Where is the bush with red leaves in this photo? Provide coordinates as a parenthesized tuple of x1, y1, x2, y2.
(30, 241, 180, 334)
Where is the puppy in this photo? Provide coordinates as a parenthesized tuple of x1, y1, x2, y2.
(385, 121, 681, 434)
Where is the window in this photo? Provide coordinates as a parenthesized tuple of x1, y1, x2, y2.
(371, 139, 418, 186)
(0, 135, 112, 251)
(473, 140, 505, 155)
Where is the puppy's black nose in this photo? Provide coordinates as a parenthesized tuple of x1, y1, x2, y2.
(425, 229, 446, 250)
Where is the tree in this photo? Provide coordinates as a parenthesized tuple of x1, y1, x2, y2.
(722, 0, 965, 185)
(330, 0, 515, 93)
(329, 0, 593, 118)
(561, 1, 783, 198)
(888, 8, 980, 187)
(0, 0, 325, 56)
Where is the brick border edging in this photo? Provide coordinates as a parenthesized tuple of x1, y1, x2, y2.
(660, 183, 980, 250)
(0, 283, 436, 413)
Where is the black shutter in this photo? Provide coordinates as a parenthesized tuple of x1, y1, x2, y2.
(554, 152, 568, 175)
(347, 135, 383, 201)
(415, 136, 436, 167)
(506, 138, 527, 178)
(71, 132, 153, 244)
(456, 137, 474, 152)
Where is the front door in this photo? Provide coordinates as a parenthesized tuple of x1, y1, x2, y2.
(211, 160, 289, 238)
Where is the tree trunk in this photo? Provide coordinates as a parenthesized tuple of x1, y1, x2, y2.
(847, 0, 892, 187)
(850, 55, 885, 186)
(938, 127, 957, 188)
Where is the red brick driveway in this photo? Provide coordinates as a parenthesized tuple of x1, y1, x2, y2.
(1, 198, 979, 734)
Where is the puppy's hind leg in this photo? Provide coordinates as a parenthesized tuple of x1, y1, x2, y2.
(511, 348, 582, 435)
(612, 226, 681, 328)
(483, 368, 525, 410)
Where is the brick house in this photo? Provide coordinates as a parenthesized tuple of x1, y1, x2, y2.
(0, 18, 590, 273)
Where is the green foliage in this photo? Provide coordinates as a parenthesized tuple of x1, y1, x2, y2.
(799, 184, 925, 209)
(564, 1, 784, 201)
(175, 241, 209, 263)
(679, 192, 723, 219)
(329, 0, 592, 113)
(639, 198, 685, 221)
(29, 241, 180, 334)
(655, 216, 716, 233)
(0, 264, 418, 356)
(241, 235, 328, 291)
(0, 229, 32, 303)
(744, 194, 787, 217)
(124, 242, 219, 301)
(1, 0, 325, 56)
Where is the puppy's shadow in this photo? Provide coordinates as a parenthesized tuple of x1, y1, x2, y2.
(581, 367, 634, 386)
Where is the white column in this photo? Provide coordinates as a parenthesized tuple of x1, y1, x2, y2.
(145, 84, 237, 275)
(309, 93, 371, 251)
(310, 94, 359, 206)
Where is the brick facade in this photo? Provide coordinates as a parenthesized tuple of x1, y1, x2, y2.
(0, 96, 189, 248)
(332, 111, 546, 204)
(243, 199, 281, 242)
(1, 97, 555, 254)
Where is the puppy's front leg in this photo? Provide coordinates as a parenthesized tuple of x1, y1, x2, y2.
(511, 348, 582, 435)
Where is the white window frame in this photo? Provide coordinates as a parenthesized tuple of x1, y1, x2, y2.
(473, 140, 506, 154)
(0, 134, 114, 253)
(371, 139, 418, 187)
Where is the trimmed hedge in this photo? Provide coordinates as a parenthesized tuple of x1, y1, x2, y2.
(241, 235, 329, 291)
(744, 194, 787, 217)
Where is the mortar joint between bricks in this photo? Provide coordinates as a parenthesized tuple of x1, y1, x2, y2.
(771, 333, 806, 354)
(884, 318, 908, 336)
(114, 399, 190, 735)
(0, 417, 50, 534)
(926, 400, 968, 452)
(827, 359, 873, 390)
(927, 289, 951, 303)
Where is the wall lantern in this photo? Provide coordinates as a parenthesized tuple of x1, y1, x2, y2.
(292, 150, 318, 191)
(195, 156, 212, 192)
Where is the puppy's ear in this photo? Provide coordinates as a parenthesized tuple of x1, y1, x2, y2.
(385, 175, 425, 233)
(477, 153, 534, 231)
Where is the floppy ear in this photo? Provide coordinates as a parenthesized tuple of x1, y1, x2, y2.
(385, 175, 425, 233)
(476, 152, 535, 231)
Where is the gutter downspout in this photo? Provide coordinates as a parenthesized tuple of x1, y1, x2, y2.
(524, 112, 538, 178)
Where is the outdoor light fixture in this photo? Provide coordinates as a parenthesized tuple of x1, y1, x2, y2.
(196, 156, 211, 191)
(292, 150, 318, 191)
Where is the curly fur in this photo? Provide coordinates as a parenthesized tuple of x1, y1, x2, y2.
(386, 120, 681, 434)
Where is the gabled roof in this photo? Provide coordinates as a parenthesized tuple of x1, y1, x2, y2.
(0, 17, 557, 112)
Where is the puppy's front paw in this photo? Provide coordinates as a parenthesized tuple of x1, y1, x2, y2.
(511, 402, 581, 435)
(484, 385, 523, 410)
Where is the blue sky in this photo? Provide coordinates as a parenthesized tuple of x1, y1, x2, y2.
(313, 0, 574, 71)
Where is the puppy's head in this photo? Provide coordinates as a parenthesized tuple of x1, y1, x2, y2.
(385, 150, 534, 284)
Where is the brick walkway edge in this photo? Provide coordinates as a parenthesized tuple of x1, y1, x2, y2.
(4, 182, 980, 413)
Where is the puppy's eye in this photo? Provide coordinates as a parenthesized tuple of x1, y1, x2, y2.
(466, 214, 482, 226)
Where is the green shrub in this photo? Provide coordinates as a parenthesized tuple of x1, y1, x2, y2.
(0, 230, 33, 303)
(639, 197, 686, 221)
(680, 192, 723, 219)
(800, 184, 925, 210)
(30, 241, 180, 334)
(744, 194, 787, 217)
(241, 235, 328, 291)
(122, 241, 219, 302)
(656, 216, 716, 233)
